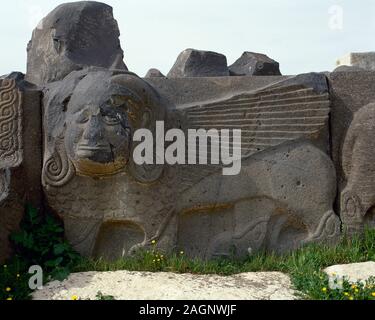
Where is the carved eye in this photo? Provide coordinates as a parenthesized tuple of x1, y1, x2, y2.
(103, 114, 121, 126)
(52, 37, 61, 53)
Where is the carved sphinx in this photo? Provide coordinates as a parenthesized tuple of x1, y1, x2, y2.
(42, 68, 341, 260)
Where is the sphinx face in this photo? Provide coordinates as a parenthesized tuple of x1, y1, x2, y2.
(64, 75, 135, 177)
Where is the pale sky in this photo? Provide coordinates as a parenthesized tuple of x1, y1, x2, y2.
(1, 0, 375, 77)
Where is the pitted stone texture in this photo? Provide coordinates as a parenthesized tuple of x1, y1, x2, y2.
(229, 52, 281, 76)
(167, 49, 229, 78)
(336, 52, 375, 71)
(32, 271, 299, 300)
(26, 1, 127, 86)
(145, 68, 165, 78)
(324, 262, 375, 284)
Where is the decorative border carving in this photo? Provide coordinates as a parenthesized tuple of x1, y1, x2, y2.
(0, 79, 23, 169)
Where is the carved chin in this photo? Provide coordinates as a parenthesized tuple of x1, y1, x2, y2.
(73, 158, 127, 177)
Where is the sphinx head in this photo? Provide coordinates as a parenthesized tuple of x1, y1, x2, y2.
(42, 69, 166, 187)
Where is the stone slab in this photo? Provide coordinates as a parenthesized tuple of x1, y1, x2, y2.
(32, 271, 299, 300)
(324, 261, 375, 284)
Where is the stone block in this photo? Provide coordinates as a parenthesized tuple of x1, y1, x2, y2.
(167, 49, 229, 78)
(26, 2, 127, 86)
(229, 52, 281, 76)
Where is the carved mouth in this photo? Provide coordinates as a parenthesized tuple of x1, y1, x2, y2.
(77, 144, 112, 153)
(77, 145, 112, 158)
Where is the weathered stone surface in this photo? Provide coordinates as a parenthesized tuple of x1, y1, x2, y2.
(328, 71, 375, 233)
(42, 69, 340, 261)
(229, 52, 281, 76)
(145, 68, 165, 78)
(324, 262, 375, 284)
(167, 49, 229, 78)
(0, 76, 42, 263)
(32, 271, 299, 300)
(340, 103, 375, 233)
(336, 52, 375, 71)
(333, 65, 365, 73)
(26, 1, 127, 86)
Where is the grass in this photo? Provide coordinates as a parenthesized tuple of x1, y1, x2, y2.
(73, 228, 375, 300)
(2, 229, 375, 300)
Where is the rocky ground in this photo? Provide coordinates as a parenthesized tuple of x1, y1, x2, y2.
(32, 271, 300, 300)
(32, 262, 375, 300)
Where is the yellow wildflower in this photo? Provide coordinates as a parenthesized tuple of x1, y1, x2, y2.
(322, 287, 327, 293)
(71, 295, 79, 301)
(151, 240, 156, 245)
(344, 292, 349, 296)
(5, 287, 11, 292)
(6, 297, 12, 301)
(372, 292, 375, 297)
(349, 296, 354, 300)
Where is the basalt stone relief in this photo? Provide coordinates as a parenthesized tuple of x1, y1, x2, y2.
(3, 1, 375, 263)
(41, 68, 340, 260)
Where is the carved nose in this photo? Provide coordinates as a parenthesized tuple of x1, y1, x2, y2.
(83, 116, 104, 142)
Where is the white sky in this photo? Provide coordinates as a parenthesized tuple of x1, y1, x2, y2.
(1, 0, 375, 76)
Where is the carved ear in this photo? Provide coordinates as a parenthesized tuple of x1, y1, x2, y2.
(42, 137, 75, 189)
(110, 74, 166, 184)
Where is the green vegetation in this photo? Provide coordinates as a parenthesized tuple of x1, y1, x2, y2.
(1, 205, 80, 300)
(95, 291, 116, 301)
(1, 205, 375, 300)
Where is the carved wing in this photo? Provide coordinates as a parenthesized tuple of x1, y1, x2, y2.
(0, 79, 23, 169)
(181, 76, 330, 159)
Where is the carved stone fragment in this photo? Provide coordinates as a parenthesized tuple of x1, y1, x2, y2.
(0, 76, 42, 263)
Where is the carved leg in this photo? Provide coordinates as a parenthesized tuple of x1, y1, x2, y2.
(340, 189, 364, 235)
(63, 217, 102, 257)
(207, 200, 269, 258)
(129, 207, 177, 255)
